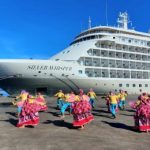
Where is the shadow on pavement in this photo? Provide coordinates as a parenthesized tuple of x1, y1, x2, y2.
(6, 112, 17, 117)
(9, 118, 18, 126)
(120, 113, 133, 117)
(125, 109, 135, 112)
(0, 102, 12, 107)
(102, 121, 137, 132)
(43, 120, 76, 129)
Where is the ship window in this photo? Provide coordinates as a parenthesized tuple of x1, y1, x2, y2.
(145, 84, 148, 87)
(126, 84, 129, 87)
(139, 84, 142, 87)
(128, 39, 132, 43)
(143, 72, 148, 79)
(78, 70, 82, 74)
(122, 38, 125, 42)
(119, 84, 122, 87)
(133, 84, 136, 87)
(38, 71, 41, 73)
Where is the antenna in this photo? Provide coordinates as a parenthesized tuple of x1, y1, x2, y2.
(88, 16, 91, 29)
(105, 0, 108, 26)
(117, 12, 130, 30)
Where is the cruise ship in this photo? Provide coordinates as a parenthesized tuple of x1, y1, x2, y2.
(0, 12, 150, 95)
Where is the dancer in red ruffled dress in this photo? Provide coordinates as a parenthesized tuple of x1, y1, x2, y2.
(71, 89, 94, 129)
(129, 93, 150, 132)
(17, 95, 41, 128)
(36, 93, 48, 111)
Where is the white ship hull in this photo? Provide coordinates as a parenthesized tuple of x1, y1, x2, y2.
(0, 59, 149, 95)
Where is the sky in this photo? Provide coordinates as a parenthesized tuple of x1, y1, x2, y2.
(0, 0, 150, 59)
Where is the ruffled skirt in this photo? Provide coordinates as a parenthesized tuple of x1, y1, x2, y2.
(17, 112, 39, 127)
(72, 112, 94, 127)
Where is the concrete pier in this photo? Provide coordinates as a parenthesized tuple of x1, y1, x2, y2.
(0, 95, 149, 150)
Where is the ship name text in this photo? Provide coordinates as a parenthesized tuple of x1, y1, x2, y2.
(27, 65, 72, 71)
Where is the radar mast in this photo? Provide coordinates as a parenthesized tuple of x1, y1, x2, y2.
(117, 12, 130, 30)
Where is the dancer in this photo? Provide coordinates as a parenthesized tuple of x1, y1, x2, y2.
(36, 92, 48, 111)
(109, 92, 118, 118)
(54, 90, 65, 109)
(87, 88, 97, 108)
(118, 90, 128, 110)
(60, 91, 76, 118)
(71, 89, 94, 129)
(105, 92, 111, 112)
(129, 93, 150, 132)
(12, 90, 28, 117)
(17, 94, 41, 128)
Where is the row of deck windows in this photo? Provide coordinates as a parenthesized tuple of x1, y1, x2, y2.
(79, 57, 150, 70)
(88, 49, 150, 60)
(84, 69, 149, 79)
(95, 43, 150, 54)
(120, 37, 148, 47)
(119, 83, 148, 88)
(102, 83, 148, 88)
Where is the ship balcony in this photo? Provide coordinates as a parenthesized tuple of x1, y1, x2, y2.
(116, 60, 123, 68)
(102, 69, 109, 78)
(85, 70, 93, 77)
(117, 70, 123, 78)
(143, 72, 149, 78)
(130, 62, 136, 69)
(109, 60, 116, 67)
(131, 71, 137, 78)
(123, 53, 129, 59)
(109, 51, 116, 57)
(101, 50, 108, 57)
(110, 70, 116, 78)
(123, 61, 130, 68)
(137, 72, 143, 79)
(101, 59, 108, 67)
(116, 52, 122, 58)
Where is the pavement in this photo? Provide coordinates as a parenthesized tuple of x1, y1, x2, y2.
(0, 95, 150, 150)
